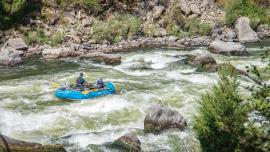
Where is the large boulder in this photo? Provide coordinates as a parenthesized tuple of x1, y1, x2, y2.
(144, 105, 187, 133)
(0, 48, 22, 66)
(153, 6, 165, 19)
(209, 40, 248, 55)
(189, 54, 217, 66)
(111, 133, 141, 152)
(42, 47, 81, 59)
(235, 17, 260, 43)
(80, 52, 121, 65)
(5, 38, 28, 51)
(179, 0, 191, 15)
(0, 134, 66, 152)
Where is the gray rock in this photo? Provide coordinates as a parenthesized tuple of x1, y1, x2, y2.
(235, 17, 259, 43)
(81, 18, 92, 27)
(225, 28, 236, 42)
(209, 40, 248, 55)
(153, 6, 165, 19)
(42, 47, 81, 59)
(158, 28, 167, 36)
(168, 36, 178, 42)
(144, 105, 187, 133)
(0, 48, 22, 66)
(179, 1, 191, 15)
(6, 38, 28, 51)
(201, 0, 210, 8)
(189, 4, 201, 14)
(190, 54, 217, 66)
(112, 133, 141, 152)
(0, 133, 66, 152)
(80, 52, 121, 65)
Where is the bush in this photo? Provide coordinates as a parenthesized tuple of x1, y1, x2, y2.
(24, 28, 64, 46)
(55, 0, 100, 9)
(92, 14, 141, 43)
(0, 0, 41, 30)
(225, 0, 269, 26)
(184, 17, 212, 36)
(193, 66, 248, 152)
(194, 54, 270, 152)
(166, 21, 188, 38)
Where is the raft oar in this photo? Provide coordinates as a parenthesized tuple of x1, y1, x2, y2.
(51, 83, 60, 89)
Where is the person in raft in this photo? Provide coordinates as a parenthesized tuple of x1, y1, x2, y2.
(97, 78, 105, 90)
(76, 73, 86, 90)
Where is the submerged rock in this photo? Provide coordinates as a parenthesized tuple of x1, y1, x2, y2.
(235, 17, 260, 43)
(144, 105, 187, 133)
(80, 52, 121, 65)
(111, 133, 141, 152)
(209, 40, 247, 55)
(188, 54, 217, 66)
(0, 134, 66, 152)
(0, 48, 22, 66)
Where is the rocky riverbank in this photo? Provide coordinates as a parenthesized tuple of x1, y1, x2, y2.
(1, 15, 269, 67)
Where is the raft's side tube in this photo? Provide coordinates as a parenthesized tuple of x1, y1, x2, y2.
(55, 82, 116, 100)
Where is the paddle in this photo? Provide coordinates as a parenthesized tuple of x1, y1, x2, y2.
(51, 83, 60, 89)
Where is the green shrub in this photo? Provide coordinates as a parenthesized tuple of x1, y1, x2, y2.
(166, 21, 188, 38)
(92, 14, 141, 43)
(24, 28, 64, 46)
(184, 17, 212, 36)
(194, 55, 270, 152)
(193, 66, 248, 152)
(0, 0, 41, 30)
(225, 0, 269, 26)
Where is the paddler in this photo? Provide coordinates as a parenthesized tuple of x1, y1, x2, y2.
(97, 78, 105, 89)
(76, 73, 86, 90)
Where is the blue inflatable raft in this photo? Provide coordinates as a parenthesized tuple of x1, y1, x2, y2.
(55, 82, 116, 100)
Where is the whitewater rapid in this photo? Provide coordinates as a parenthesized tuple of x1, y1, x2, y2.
(0, 45, 268, 151)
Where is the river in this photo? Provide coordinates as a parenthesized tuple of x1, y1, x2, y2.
(0, 42, 269, 151)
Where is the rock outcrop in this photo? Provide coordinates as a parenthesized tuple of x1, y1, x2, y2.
(0, 134, 66, 152)
(111, 133, 141, 152)
(42, 47, 82, 59)
(235, 17, 260, 43)
(0, 47, 22, 66)
(144, 105, 187, 133)
(5, 38, 28, 51)
(209, 40, 248, 55)
(80, 52, 121, 65)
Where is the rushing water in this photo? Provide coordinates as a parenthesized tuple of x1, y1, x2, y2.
(0, 43, 269, 151)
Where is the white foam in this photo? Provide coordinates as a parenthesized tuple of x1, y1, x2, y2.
(64, 96, 133, 116)
(166, 71, 218, 84)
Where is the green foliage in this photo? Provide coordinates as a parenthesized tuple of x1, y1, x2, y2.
(184, 17, 212, 36)
(225, 0, 270, 26)
(194, 52, 270, 152)
(166, 21, 188, 38)
(24, 28, 64, 47)
(54, 0, 100, 10)
(92, 14, 141, 43)
(193, 66, 248, 152)
(1, 0, 26, 14)
(0, 0, 41, 30)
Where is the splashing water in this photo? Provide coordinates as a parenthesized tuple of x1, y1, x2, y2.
(0, 45, 268, 151)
